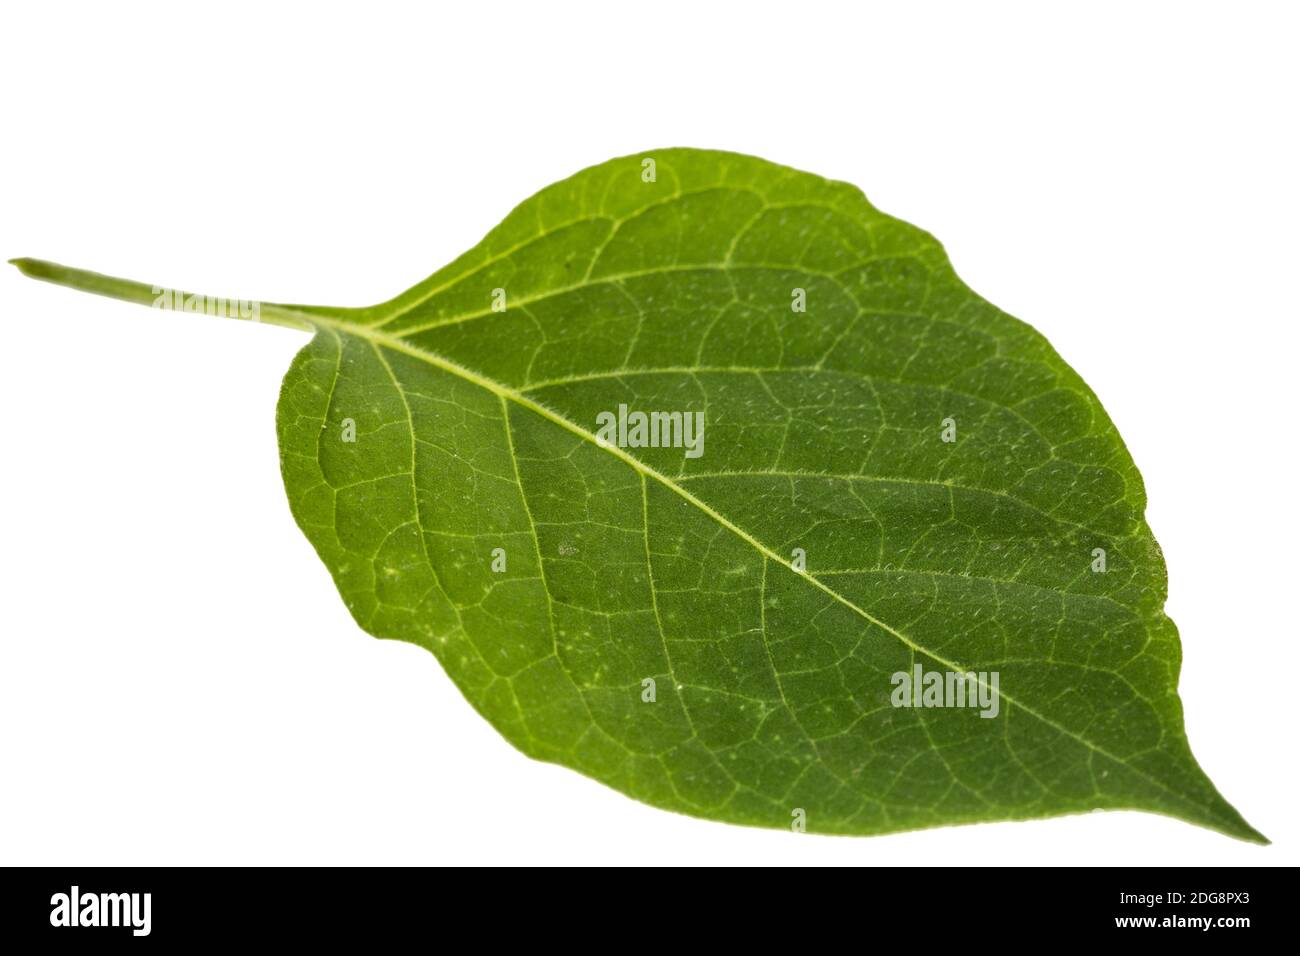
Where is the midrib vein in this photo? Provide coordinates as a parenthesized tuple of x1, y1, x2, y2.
(8, 259, 1222, 826)
(299, 308, 1213, 820)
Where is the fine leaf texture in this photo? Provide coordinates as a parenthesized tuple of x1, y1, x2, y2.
(13, 148, 1264, 841)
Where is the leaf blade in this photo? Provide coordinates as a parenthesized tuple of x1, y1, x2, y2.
(14, 148, 1264, 842)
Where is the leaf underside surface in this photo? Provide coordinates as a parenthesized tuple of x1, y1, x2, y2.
(13, 148, 1264, 842)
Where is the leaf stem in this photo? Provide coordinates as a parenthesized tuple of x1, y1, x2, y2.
(9, 258, 314, 332)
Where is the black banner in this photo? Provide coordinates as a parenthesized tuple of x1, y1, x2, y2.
(0, 866, 1287, 944)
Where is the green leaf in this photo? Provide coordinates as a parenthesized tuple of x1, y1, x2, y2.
(12, 148, 1264, 842)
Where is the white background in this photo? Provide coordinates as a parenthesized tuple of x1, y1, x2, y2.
(1, 1, 1295, 866)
